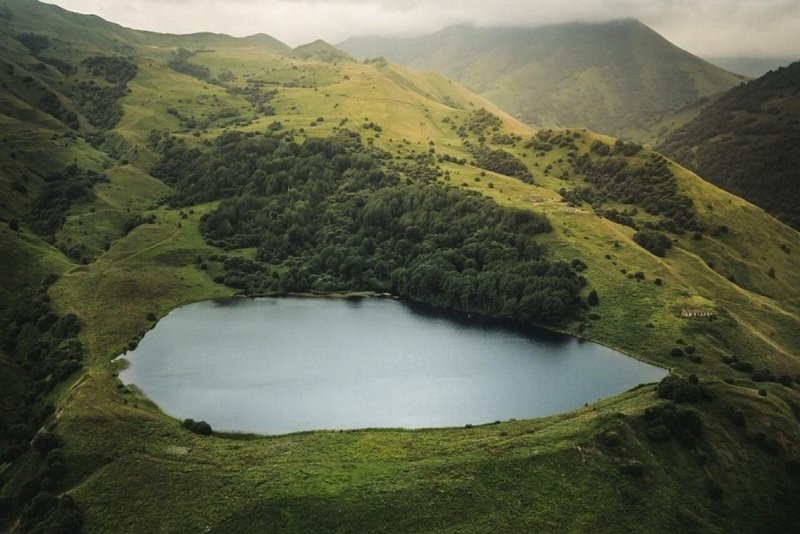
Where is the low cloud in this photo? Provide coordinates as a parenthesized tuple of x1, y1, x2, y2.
(46, 0, 800, 57)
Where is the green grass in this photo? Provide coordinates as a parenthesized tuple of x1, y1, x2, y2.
(338, 20, 746, 135)
(1, 3, 800, 531)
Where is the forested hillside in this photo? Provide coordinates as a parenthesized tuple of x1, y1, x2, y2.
(1, 1, 800, 532)
(658, 62, 800, 229)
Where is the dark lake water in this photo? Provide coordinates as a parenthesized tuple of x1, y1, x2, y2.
(120, 297, 666, 434)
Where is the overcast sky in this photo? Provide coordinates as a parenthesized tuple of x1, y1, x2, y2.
(45, 0, 800, 58)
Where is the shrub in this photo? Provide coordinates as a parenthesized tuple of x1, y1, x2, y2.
(670, 348, 684, 358)
(657, 375, 704, 403)
(633, 230, 673, 257)
(731, 360, 754, 373)
(20, 493, 82, 533)
(751, 369, 776, 382)
(752, 431, 780, 455)
(777, 374, 793, 387)
(32, 432, 63, 457)
(571, 258, 587, 272)
(621, 461, 645, 478)
(587, 289, 599, 306)
(646, 424, 671, 443)
(182, 419, 213, 436)
(730, 408, 746, 427)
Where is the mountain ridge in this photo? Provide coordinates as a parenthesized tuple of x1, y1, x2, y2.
(339, 19, 747, 136)
(657, 61, 800, 229)
(1, 1, 800, 532)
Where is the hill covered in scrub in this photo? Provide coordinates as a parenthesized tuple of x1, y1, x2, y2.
(1, 1, 800, 532)
(657, 61, 800, 229)
(339, 20, 746, 136)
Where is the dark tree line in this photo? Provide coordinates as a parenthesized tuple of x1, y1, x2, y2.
(72, 55, 137, 130)
(153, 130, 587, 325)
(471, 145, 533, 183)
(28, 164, 107, 238)
(633, 230, 673, 257)
(659, 62, 800, 229)
(569, 146, 701, 233)
(0, 275, 84, 533)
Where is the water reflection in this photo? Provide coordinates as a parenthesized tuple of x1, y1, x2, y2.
(121, 297, 665, 435)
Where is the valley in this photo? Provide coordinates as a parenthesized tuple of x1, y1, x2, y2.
(0, 1, 799, 532)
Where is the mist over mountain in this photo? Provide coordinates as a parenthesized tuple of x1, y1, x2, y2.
(339, 20, 746, 136)
(2, 1, 800, 533)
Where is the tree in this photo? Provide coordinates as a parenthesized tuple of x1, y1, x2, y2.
(587, 289, 599, 306)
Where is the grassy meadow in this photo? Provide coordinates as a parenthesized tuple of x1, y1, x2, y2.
(1, 1, 800, 531)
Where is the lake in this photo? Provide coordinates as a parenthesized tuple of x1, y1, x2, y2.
(120, 297, 666, 434)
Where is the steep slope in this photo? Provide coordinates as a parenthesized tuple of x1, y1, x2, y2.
(1, 2, 800, 533)
(658, 62, 800, 229)
(339, 20, 746, 136)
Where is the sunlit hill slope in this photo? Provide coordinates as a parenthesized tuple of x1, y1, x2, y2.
(1, 1, 800, 532)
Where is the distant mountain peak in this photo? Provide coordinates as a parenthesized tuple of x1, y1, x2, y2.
(339, 19, 745, 135)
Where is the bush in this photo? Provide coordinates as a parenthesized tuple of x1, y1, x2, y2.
(646, 424, 671, 443)
(587, 289, 599, 306)
(751, 369, 776, 382)
(731, 360, 754, 373)
(752, 431, 780, 455)
(621, 460, 645, 478)
(32, 432, 63, 457)
(657, 375, 705, 403)
(182, 419, 212, 436)
(633, 230, 673, 257)
(20, 493, 82, 533)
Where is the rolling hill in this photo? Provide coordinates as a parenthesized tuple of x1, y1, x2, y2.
(657, 61, 800, 229)
(339, 20, 747, 136)
(1, 1, 800, 532)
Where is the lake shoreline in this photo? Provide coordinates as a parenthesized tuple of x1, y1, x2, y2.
(120, 296, 667, 435)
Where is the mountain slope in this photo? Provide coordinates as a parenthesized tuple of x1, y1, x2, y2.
(339, 20, 746, 136)
(658, 62, 800, 229)
(1, 2, 800, 533)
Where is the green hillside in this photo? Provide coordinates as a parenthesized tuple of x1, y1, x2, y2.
(1, 1, 800, 532)
(339, 20, 747, 136)
(657, 62, 800, 229)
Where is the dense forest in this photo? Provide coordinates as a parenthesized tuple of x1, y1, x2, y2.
(565, 139, 701, 234)
(658, 62, 800, 229)
(0, 276, 84, 532)
(150, 130, 587, 325)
